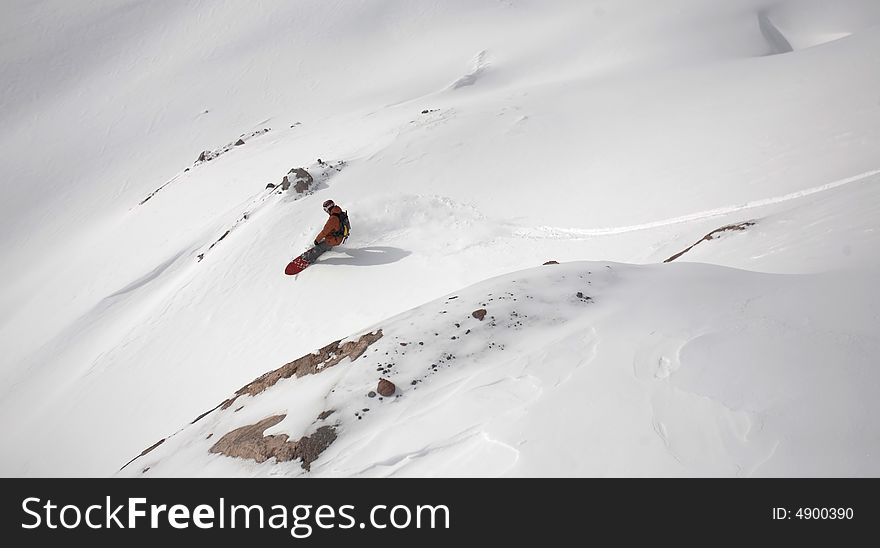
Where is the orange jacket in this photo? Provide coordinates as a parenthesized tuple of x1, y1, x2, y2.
(315, 205, 345, 246)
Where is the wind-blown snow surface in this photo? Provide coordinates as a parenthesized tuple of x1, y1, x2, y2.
(1, 0, 879, 476)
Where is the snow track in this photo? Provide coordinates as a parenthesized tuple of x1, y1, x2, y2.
(513, 167, 880, 240)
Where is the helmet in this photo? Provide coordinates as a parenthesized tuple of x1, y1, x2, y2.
(322, 199, 335, 213)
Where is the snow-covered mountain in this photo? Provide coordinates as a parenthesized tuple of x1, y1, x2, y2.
(1, 0, 879, 477)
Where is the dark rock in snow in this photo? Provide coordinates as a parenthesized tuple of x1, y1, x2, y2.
(377, 379, 396, 397)
(663, 221, 756, 263)
(234, 138, 245, 146)
(280, 168, 314, 193)
(472, 309, 487, 321)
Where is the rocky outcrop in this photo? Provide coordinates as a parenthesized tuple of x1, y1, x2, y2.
(663, 221, 756, 263)
(120, 438, 165, 470)
(122, 331, 381, 471)
(472, 309, 487, 321)
(294, 426, 338, 470)
(208, 414, 337, 471)
(220, 330, 384, 410)
(210, 415, 295, 463)
(280, 167, 313, 193)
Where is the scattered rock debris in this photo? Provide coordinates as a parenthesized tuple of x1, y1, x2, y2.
(195, 128, 271, 165)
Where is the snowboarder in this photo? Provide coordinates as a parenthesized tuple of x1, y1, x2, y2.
(301, 199, 349, 264)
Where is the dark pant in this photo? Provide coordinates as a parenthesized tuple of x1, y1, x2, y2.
(302, 241, 332, 264)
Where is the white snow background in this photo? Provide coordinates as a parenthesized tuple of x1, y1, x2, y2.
(1, 0, 879, 477)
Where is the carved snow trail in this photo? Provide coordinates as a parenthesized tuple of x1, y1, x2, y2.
(513, 168, 880, 240)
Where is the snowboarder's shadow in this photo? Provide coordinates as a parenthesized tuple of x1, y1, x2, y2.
(318, 246, 410, 267)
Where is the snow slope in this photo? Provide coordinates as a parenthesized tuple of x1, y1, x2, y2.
(1, 0, 879, 476)
(120, 261, 880, 477)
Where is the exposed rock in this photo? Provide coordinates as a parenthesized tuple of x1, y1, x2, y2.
(123, 331, 381, 471)
(377, 379, 396, 397)
(221, 330, 383, 410)
(543, 260, 559, 265)
(194, 128, 270, 165)
(664, 221, 756, 263)
(472, 309, 487, 321)
(296, 426, 337, 471)
(317, 410, 335, 420)
(208, 415, 337, 470)
(279, 168, 312, 192)
(266, 183, 276, 190)
(209, 415, 297, 463)
(289, 168, 314, 193)
(120, 438, 165, 470)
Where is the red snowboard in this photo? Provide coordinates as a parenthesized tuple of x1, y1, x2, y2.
(284, 255, 311, 275)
